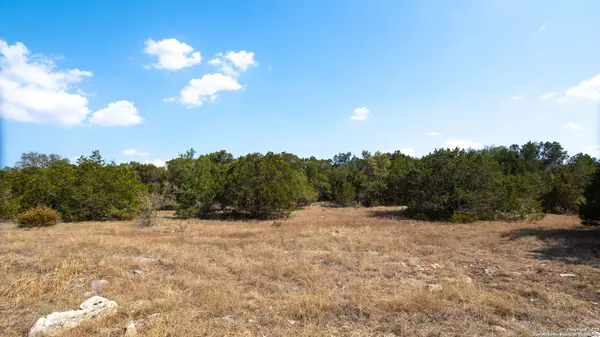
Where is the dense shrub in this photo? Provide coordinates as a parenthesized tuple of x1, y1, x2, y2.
(167, 156, 220, 218)
(542, 154, 596, 214)
(1, 141, 596, 223)
(223, 153, 316, 219)
(17, 206, 60, 227)
(579, 165, 600, 226)
(405, 149, 543, 222)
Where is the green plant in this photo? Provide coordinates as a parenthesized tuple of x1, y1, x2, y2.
(579, 165, 600, 226)
(136, 192, 163, 227)
(17, 206, 60, 228)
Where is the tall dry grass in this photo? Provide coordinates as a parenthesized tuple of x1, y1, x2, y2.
(1, 204, 599, 336)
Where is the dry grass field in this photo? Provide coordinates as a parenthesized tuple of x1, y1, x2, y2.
(2, 203, 600, 336)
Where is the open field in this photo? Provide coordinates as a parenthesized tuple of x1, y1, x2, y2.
(1, 204, 600, 336)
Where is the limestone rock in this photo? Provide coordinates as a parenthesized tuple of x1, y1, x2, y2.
(427, 284, 443, 292)
(28, 296, 118, 337)
(492, 325, 507, 332)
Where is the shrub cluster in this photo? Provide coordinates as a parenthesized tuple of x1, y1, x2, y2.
(1, 140, 598, 224)
(17, 206, 60, 228)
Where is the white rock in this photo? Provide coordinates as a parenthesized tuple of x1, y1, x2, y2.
(28, 296, 118, 337)
(216, 315, 234, 323)
(427, 284, 443, 292)
(492, 325, 507, 332)
(560, 273, 576, 277)
(124, 321, 138, 336)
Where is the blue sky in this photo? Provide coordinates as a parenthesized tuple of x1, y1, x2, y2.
(1, 0, 599, 167)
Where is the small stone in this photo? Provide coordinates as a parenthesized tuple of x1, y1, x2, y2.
(485, 268, 495, 276)
(216, 315, 234, 323)
(132, 269, 144, 276)
(492, 325, 507, 332)
(159, 258, 173, 266)
(124, 321, 138, 336)
(560, 273, 576, 277)
(427, 284, 443, 292)
(288, 319, 297, 325)
(431, 263, 442, 269)
(458, 275, 473, 284)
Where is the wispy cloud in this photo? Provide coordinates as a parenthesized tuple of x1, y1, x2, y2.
(539, 21, 550, 33)
(540, 92, 557, 99)
(350, 106, 370, 121)
(511, 95, 523, 100)
(426, 131, 442, 137)
(563, 122, 583, 131)
(123, 149, 150, 156)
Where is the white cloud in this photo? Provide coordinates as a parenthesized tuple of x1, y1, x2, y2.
(168, 73, 243, 108)
(144, 159, 166, 167)
(563, 122, 583, 131)
(350, 106, 370, 121)
(123, 149, 150, 156)
(587, 145, 600, 157)
(511, 95, 523, 100)
(540, 92, 556, 99)
(565, 74, 600, 101)
(444, 139, 483, 150)
(144, 38, 201, 71)
(539, 21, 549, 33)
(89, 100, 143, 126)
(556, 97, 567, 104)
(162, 97, 176, 103)
(426, 131, 442, 137)
(209, 50, 258, 76)
(0, 39, 93, 126)
(400, 148, 416, 157)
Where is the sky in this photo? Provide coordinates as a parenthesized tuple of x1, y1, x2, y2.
(0, 0, 599, 167)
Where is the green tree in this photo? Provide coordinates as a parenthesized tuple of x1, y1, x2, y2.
(223, 153, 315, 219)
(579, 164, 600, 226)
(543, 154, 597, 214)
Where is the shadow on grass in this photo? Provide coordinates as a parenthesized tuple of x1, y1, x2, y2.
(368, 209, 410, 220)
(503, 227, 600, 268)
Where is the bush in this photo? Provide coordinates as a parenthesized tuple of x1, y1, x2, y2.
(579, 166, 600, 226)
(223, 153, 314, 219)
(333, 181, 357, 207)
(406, 149, 544, 222)
(136, 192, 162, 227)
(17, 206, 60, 227)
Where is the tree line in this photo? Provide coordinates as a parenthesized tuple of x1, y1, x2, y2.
(2, 141, 600, 224)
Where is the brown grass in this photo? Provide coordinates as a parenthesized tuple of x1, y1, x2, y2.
(1, 203, 600, 336)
